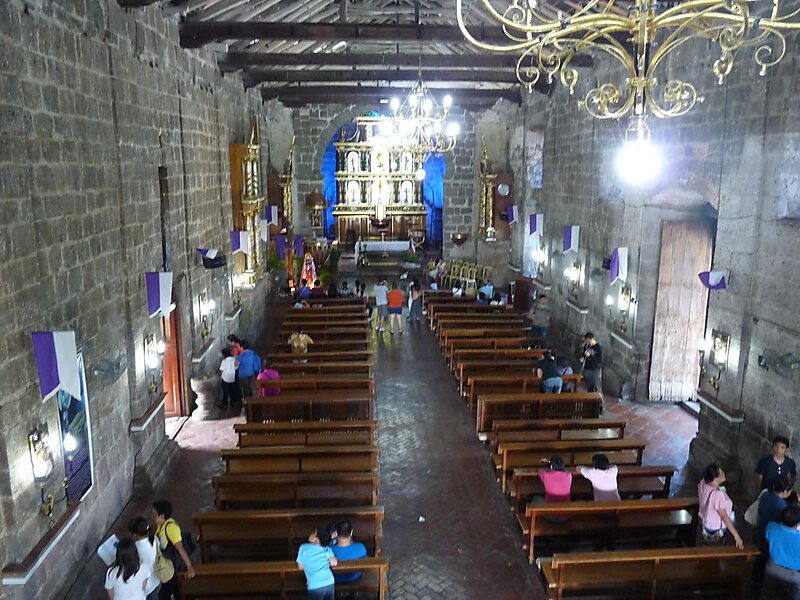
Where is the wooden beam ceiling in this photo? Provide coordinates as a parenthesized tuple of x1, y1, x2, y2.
(180, 21, 509, 48)
(260, 85, 526, 106)
(245, 68, 521, 87)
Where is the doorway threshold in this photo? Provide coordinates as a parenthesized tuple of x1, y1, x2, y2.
(679, 400, 700, 419)
(165, 416, 189, 440)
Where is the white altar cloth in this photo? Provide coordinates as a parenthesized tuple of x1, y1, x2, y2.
(355, 240, 411, 264)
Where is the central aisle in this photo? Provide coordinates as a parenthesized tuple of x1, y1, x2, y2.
(373, 320, 544, 599)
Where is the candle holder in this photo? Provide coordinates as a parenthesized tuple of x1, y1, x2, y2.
(450, 232, 469, 247)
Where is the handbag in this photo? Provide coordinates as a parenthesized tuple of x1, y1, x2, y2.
(154, 545, 175, 583)
(744, 489, 767, 526)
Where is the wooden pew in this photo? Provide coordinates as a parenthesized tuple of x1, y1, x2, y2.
(475, 392, 603, 435)
(448, 346, 539, 369)
(279, 320, 370, 331)
(179, 558, 389, 600)
(539, 546, 758, 600)
(496, 439, 648, 493)
(440, 327, 530, 350)
(270, 361, 374, 378)
(487, 419, 627, 448)
(267, 350, 374, 362)
(194, 506, 384, 563)
(278, 329, 370, 342)
(221, 445, 378, 475)
(285, 311, 367, 321)
(427, 301, 510, 322)
(523, 498, 700, 562)
(271, 339, 371, 353)
(466, 373, 583, 411)
(304, 297, 366, 306)
(245, 392, 373, 422)
(434, 315, 525, 335)
(444, 337, 529, 364)
(256, 375, 374, 396)
(234, 421, 377, 448)
(507, 464, 675, 512)
(212, 472, 380, 510)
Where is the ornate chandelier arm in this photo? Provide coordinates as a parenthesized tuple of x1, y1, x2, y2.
(477, 0, 633, 36)
(456, 0, 541, 52)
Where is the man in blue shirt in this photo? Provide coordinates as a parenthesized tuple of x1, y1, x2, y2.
(236, 340, 261, 399)
(478, 280, 494, 299)
(296, 279, 311, 300)
(765, 506, 800, 599)
(753, 477, 793, 582)
(297, 528, 337, 599)
(331, 520, 367, 583)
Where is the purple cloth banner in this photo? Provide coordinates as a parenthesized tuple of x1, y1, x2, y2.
(507, 205, 517, 224)
(292, 235, 304, 255)
(32, 331, 80, 402)
(265, 205, 279, 225)
(275, 235, 287, 260)
(610, 247, 628, 284)
(563, 225, 580, 253)
(145, 272, 173, 318)
(196, 248, 218, 259)
(529, 213, 543, 236)
(231, 230, 251, 255)
(698, 270, 728, 290)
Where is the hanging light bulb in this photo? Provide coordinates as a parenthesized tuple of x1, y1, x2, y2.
(446, 122, 460, 137)
(443, 95, 453, 108)
(409, 94, 419, 107)
(390, 97, 400, 112)
(433, 122, 442, 134)
(605, 294, 614, 306)
(415, 168, 426, 181)
(422, 98, 433, 113)
(615, 117, 661, 186)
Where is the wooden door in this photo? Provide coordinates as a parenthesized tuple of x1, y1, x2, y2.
(649, 221, 713, 402)
(161, 308, 184, 417)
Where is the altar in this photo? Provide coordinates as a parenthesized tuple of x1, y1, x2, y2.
(354, 240, 411, 265)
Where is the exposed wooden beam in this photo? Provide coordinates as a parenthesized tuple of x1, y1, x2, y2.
(180, 21, 509, 48)
(243, 68, 520, 87)
(260, 85, 525, 106)
(219, 50, 593, 73)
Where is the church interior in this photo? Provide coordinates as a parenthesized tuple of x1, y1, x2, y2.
(1, 0, 799, 598)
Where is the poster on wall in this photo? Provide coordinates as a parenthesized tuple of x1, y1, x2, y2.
(57, 352, 95, 502)
(525, 128, 544, 190)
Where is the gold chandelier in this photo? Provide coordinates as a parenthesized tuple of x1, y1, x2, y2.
(456, 0, 800, 120)
(389, 80, 460, 155)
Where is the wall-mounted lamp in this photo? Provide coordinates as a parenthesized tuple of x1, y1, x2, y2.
(604, 286, 635, 333)
(29, 424, 54, 484)
(562, 263, 581, 299)
(710, 329, 731, 371)
(198, 293, 216, 341)
(144, 334, 162, 395)
(532, 247, 548, 265)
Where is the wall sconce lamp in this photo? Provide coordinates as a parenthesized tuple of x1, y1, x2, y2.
(144, 334, 163, 395)
(532, 247, 548, 265)
(563, 263, 581, 299)
(710, 329, 731, 371)
(198, 293, 216, 341)
(28, 423, 62, 516)
(604, 286, 635, 333)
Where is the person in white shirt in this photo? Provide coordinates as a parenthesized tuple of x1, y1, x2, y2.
(129, 517, 160, 600)
(105, 538, 151, 600)
(217, 348, 239, 409)
(373, 279, 389, 332)
(578, 453, 621, 502)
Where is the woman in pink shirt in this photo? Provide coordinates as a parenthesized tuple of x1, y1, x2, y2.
(698, 463, 744, 548)
(579, 453, 621, 501)
(256, 363, 281, 397)
(538, 455, 572, 503)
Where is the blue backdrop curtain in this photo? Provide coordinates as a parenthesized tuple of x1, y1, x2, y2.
(320, 123, 357, 240)
(422, 153, 445, 243)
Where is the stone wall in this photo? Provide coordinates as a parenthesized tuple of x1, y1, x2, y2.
(0, 1, 271, 597)
(510, 46, 800, 493)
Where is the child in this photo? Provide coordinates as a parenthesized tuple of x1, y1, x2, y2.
(331, 520, 367, 583)
(296, 527, 337, 600)
(217, 348, 239, 409)
(556, 357, 575, 392)
(579, 453, 620, 501)
(257, 362, 281, 397)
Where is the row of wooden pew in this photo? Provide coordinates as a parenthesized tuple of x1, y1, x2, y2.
(178, 298, 389, 599)
(423, 292, 758, 600)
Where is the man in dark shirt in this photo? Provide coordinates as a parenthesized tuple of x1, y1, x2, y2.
(536, 351, 563, 393)
(756, 436, 797, 491)
(581, 332, 603, 392)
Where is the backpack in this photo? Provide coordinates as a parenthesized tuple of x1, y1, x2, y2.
(162, 519, 197, 572)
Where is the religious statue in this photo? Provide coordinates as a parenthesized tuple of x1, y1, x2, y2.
(300, 252, 317, 284)
(401, 181, 414, 205)
(346, 151, 359, 173)
(346, 181, 360, 205)
(401, 152, 413, 173)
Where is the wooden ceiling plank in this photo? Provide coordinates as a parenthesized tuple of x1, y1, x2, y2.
(243, 68, 520, 86)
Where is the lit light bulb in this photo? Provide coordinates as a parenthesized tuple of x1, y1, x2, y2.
(63, 433, 78, 453)
(146, 353, 159, 370)
(563, 267, 572, 279)
(390, 97, 400, 112)
(156, 340, 166, 354)
(409, 94, 419, 107)
(618, 294, 629, 311)
(445, 122, 460, 137)
(423, 125, 433, 138)
(433, 122, 442, 134)
(443, 95, 453, 108)
(615, 137, 662, 185)
(207, 298, 216, 311)
(415, 168, 426, 181)
(533, 249, 547, 263)
(422, 98, 433, 113)
(605, 294, 614, 307)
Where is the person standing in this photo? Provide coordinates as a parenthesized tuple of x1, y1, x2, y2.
(151, 500, 195, 600)
(536, 351, 563, 393)
(128, 517, 161, 600)
(373, 279, 389, 332)
(756, 436, 797, 491)
(581, 332, 603, 394)
(409, 279, 423, 321)
(697, 463, 744, 549)
(387, 282, 404, 335)
(296, 527, 338, 600)
(331, 520, 368, 583)
(226, 335, 243, 357)
(217, 348, 239, 410)
(237, 340, 261, 399)
(529, 295, 551, 342)
(104, 538, 151, 600)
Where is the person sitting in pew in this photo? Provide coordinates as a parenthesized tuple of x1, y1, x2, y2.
(556, 357, 575, 392)
(288, 329, 314, 356)
(331, 520, 368, 584)
(296, 527, 338, 600)
(451, 280, 464, 298)
(310, 279, 326, 299)
(538, 455, 572, 504)
(475, 292, 489, 305)
(579, 453, 620, 502)
(535, 351, 563, 394)
(489, 292, 503, 306)
(764, 505, 800, 599)
(697, 463, 744, 549)
(754, 477, 794, 583)
(479, 280, 494, 299)
(257, 362, 281, 397)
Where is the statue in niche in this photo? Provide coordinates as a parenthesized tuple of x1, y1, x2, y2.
(346, 181, 360, 205)
(346, 151, 359, 173)
(400, 180, 414, 205)
(401, 152, 413, 173)
(373, 150, 389, 173)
